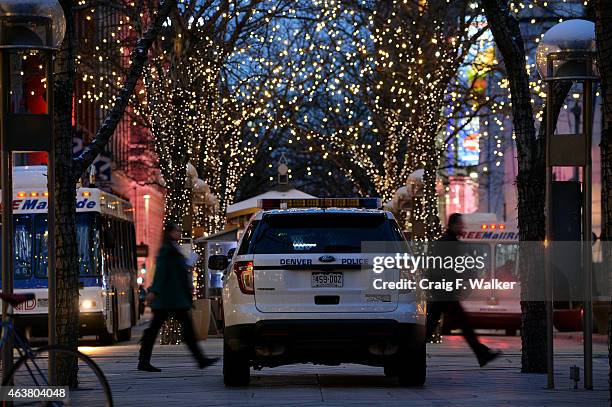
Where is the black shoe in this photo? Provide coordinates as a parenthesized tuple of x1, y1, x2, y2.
(199, 357, 219, 369)
(478, 350, 502, 367)
(138, 362, 161, 372)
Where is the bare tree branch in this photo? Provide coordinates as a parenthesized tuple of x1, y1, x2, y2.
(73, 0, 177, 179)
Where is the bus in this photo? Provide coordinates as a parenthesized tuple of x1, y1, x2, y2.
(0, 166, 139, 344)
(442, 213, 521, 336)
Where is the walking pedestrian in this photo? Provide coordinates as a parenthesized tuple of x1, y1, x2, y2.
(426, 213, 502, 367)
(138, 221, 218, 372)
(138, 285, 146, 316)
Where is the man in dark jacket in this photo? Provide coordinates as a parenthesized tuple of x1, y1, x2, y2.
(426, 213, 501, 367)
(138, 222, 218, 372)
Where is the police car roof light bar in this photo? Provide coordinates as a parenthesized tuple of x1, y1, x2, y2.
(258, 198, 381, 210)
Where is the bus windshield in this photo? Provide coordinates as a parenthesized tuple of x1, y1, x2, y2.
(0, 215, 35, 279)
(35, 213, 100, 277)
(494, 243, 519, 281)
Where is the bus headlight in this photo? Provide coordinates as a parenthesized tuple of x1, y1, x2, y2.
(81, 300, 96, 310)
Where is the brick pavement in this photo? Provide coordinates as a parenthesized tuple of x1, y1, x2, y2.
(76, 323, 609, 407)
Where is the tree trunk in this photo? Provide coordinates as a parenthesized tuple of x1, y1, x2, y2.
(54, 0, 79, 387)
(52, 0, 176, 382)
(163, 169, 190, 225)
(422, 146, 442, 240)
(481, 0, 545, 373)
(483, 0, 571, 375)
(513, 67, 572, 377)
(161, 164, 189, 345)
(594, 0, 612, 398)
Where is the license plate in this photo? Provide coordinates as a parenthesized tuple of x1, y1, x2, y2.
(311, 272, 343, 288)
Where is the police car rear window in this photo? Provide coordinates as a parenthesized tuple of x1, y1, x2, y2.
(242, 213, 403, 254)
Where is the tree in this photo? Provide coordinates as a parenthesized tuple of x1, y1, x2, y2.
(593, 0, 612, 397)
(80, 1, 321, 235)
(479, 0, 581, 373)
(481, 0, 549, 374)
(53, 0, 176, 385)
(277, 0, 496, 239)
(144, 0, 267, 230)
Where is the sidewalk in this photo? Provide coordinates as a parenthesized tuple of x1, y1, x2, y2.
(78, 322, 609, 406)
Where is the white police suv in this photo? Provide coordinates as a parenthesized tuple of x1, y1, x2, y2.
(222, 198, 426, 386)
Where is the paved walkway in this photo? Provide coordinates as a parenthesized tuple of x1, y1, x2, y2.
(76, 321, 609, 406)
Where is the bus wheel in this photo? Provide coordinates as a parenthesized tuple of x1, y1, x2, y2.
(118, 327, 132, 342)
(98, 328, 117, 345)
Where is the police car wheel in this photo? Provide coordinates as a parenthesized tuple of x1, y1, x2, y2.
(396, 343, 426, 387)
(223, 338, 250, 386)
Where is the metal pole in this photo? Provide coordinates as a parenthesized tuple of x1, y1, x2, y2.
(1, 150, 13, 384)
(544, 78, 554, 389)
(582, 78, 593, 390)
(0, 48, 14, 385)
(572, 101, 581, 181)
(47, 50, 57, 385)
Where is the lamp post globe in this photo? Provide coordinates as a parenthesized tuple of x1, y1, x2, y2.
(0, 0, 65, 49)
(535, 19, 597, 80)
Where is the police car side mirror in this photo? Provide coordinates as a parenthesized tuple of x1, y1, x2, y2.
(208, 255, 229, 271)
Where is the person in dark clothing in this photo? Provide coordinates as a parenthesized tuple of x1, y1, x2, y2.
(138, 285, 146, 316)
(426, 213, 501, 367)
(138, 222, 218, 372)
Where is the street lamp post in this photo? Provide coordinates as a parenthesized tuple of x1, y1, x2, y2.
(536, 18, 598, 390)
(571, 100, 581, 181)
(0, 0, 65, 384)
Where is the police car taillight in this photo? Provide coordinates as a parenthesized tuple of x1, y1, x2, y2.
(234, 261, 254, 295)
(258, 198, 381, 210)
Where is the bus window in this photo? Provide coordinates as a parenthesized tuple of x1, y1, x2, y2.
(77, 213, 98, 276)
(101, 216, 114, 271)
(113, 219, 123, 271)
(494, 243, 519, 282)
(92, 215, 101, 274)
(13, 215, 33, 279)
(464, 243, 491, 278)
(124, 220, 134, 270)
(123, 220, 133, 270)
(33, 214, 48, 277)
(118, 220, 127, 271)
(105, 218, 116, 272)
(129, 223, 137, 270)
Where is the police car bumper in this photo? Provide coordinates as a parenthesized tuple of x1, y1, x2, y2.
(12, 312, 106, 337)
(225, 319, 425, 367)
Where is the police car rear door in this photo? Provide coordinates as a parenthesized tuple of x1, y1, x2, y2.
(249, 211, 401, 313)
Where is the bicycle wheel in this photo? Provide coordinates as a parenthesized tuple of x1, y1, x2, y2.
(1, 345, 113, 406)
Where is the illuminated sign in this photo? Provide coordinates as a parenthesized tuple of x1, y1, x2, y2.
(456, 118, 481, 167)
(462, 231, 518, 241)
(10, 197, 99, 213)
